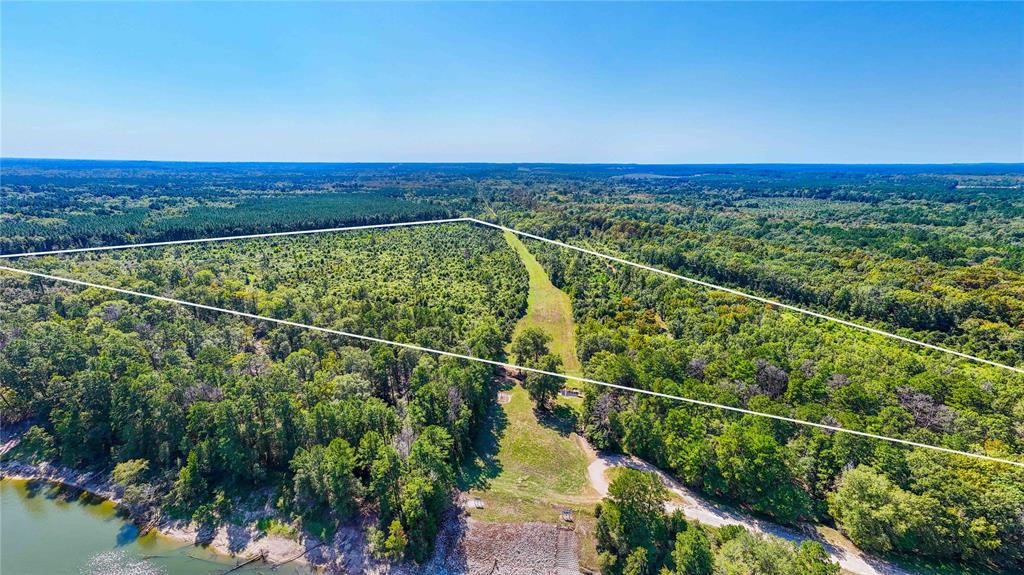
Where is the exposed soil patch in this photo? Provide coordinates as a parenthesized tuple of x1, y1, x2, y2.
(423, 515, 579, 575)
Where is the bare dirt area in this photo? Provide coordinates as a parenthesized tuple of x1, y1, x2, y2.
(408, 513, 580, 575)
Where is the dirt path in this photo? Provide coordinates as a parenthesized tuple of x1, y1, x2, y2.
(497, 229, 915, 575)
(583, 447, 916, 575)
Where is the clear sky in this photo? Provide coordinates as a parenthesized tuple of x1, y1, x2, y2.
(2, 2, 1022, 164)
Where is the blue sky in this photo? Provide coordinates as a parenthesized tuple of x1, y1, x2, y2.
(2, 2, 1021, 163)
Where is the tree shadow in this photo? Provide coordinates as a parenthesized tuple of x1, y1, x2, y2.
(77, 491, 108, 507)
(23, 479, 47, 499)
(115, 522, 141, 546)
(193, 523, 217, 546)
(225, 523, 254, 553)
(535, 402, 578, 437)
(41, 481, 79, 502)
(457, 378, 510, 492)
(29, 479, 100, 506)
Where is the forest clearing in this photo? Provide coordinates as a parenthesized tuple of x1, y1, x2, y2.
(504, 230, 583, 376)
(462, 234, 597, 569)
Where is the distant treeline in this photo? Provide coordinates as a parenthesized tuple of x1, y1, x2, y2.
(0, 192, 456, 254)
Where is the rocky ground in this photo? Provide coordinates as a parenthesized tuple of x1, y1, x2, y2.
(406, 513, 580, 575)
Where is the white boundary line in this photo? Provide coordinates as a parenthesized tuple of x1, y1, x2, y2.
(466, 218, 1024, 376)
(0, 264, 1020, 468)
(0, 217, 470, 259)
(3, 215, 1018, 375)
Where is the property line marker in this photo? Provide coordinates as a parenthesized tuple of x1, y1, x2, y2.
(1, 264, 1021, 468)
(0, 217, 471, 259)
(2, 216, 1021, 377)
(467, 218, 1024, 376)
(4, 216, 1019, 374)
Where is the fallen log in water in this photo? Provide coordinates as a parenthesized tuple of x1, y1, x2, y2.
(271, 541, 324, 570)
(219, 550, 267, 574)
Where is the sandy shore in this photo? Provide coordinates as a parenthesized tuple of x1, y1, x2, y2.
(1, 459, 588, 575)
(0, 459, 318, 569)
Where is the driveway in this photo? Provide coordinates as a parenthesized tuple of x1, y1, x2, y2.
(584, 447, 916, 575)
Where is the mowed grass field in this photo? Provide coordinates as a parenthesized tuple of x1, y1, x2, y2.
(462, 384, 596, 516)
(459, 232, 598, 569)
(459, 383, 600, 571)
(503, 230, 582, 376)
(469, 232, 591, 517)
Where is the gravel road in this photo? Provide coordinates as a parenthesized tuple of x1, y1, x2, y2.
(584, 448, 916, 575)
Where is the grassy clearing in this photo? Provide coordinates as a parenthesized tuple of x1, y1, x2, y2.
(460, 232, 598, 569)
(459, 382, 601, 571)
(460, 384, 596, 514)
(255, 517, 300, 540)
(503, 230, 582, 376)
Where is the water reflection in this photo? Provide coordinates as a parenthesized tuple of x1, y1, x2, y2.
(82, 550, 166, 575)
(1, 479, 314, 575)
(116, 521, 141, 547)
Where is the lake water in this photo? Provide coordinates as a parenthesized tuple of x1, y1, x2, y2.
(0, 479, 314, 575)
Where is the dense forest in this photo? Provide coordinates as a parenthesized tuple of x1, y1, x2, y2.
(2, 224, 527, 562)
(523, 233, 1024, 568)
(484, 169, 1024, 569)
(2, 160, 1023, 572)
(0, 159, 466, 254)
(489, 175, 1024, 367)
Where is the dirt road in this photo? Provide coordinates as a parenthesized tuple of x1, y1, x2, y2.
(583, 446, 916, 575)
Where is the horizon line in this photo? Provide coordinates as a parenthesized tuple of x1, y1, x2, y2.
(3, 156, 1023, 168)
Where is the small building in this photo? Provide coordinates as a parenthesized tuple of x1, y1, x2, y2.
(560, 509, 574, 522)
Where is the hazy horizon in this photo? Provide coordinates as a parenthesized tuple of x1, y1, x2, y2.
(4, 157, 1023, 168)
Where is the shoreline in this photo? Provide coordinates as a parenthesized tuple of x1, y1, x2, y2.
(0, 459, 574, 575)
(0, 460, 320, 571)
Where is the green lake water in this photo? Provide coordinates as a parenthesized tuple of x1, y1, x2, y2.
(0, 479, 314, 575)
